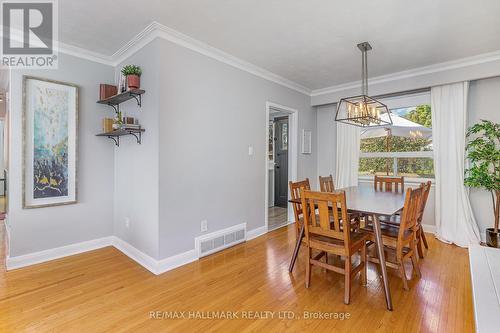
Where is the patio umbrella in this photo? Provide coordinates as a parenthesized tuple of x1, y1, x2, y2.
(361, 113, 432, 139)
(361, 113, 432, 175)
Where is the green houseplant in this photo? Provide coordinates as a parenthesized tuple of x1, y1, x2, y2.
(121, 65, 142, 90)
(464, 120, 500, 247)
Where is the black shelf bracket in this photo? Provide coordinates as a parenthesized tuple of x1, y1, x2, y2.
(128, 130, 142, 144)
(129, 92, 142, 107)
(107, 135, 120, 147)
(107, 103, 120, 115)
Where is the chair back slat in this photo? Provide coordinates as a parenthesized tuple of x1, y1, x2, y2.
(374, 176, 405, 193)
(417, 181, 431, 225)
(289, 178, 310, 219)
(319, 174, 335, 192)
(308, 226, 344, 239)
(317, 201, 331, 230)
(300, 189, 350, 247)
(399, 187, 423, 240)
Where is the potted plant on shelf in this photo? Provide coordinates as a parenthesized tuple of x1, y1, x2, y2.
(464, 120, 500, 247)
(121, 65, 142, 90)
(112, 111, 124, 130)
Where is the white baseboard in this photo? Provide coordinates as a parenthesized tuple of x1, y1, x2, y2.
(247, 225, 267, 240)
(267, 220, 294, 232)
(156, 249, 197, 274)
(111, 236, 197, 275)
(421, 224, 487, 242)
(6, 224, 270, 274)
(6, 236, 114, 270)
(111, 236, 159, 274)
(422, 224, 436, 234)
(3, 217, 11, 258)
(6, 235, 198, 275)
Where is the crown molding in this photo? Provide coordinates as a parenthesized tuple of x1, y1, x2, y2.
(311, 49, 500, 97)
(110, 21, 160, 65)
(29, 21, 311, 95)
(110, 21, 311, 95)
(52, 22, 500, 98)
(5, 25, 115, 66)
(59, 42, 114, 66)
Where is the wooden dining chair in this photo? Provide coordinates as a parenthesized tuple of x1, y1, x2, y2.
(301, 189, 369, 304)
(378, 181, 432, 259)
(318, 174, 361, 231)
(374, 176, 405, 193)
(290, 177, 359, 232)
(416, 181, 432, 257)
(363, 187, 422, 290)
(289, 178, 311, 238)
(319, 174, 335, 192)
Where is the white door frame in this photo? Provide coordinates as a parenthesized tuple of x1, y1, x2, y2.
(265, 101, 298, 231)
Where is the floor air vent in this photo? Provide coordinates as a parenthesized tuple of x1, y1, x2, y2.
(195, 223, 247, 258)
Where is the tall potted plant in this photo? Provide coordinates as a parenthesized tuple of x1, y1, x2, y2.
(121, 65, 142, 90)
(464, 120, 500, 247)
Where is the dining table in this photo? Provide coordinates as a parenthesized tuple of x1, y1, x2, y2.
(288, 183, 406, 311)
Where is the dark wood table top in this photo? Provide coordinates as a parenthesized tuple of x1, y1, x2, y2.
(289, 183, 406, 216)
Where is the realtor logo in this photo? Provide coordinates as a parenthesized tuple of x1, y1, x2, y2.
(1, 0, 58, 68)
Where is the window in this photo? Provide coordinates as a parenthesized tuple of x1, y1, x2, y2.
(281, 123, 288, 150)
(268, 122, 274, 160)
(359, 103, 434, 180)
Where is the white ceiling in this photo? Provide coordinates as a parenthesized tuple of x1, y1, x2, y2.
(60, 0, 500, 90)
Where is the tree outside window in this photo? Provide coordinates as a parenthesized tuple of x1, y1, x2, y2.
(359, 104, 434, 179)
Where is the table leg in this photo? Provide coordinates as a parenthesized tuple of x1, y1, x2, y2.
(288, 223, 304, 272)
(372, 214, 393, 311)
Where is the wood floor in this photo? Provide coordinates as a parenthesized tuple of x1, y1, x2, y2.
(268, 206, 288, 230)
(0, 221, 474, 332)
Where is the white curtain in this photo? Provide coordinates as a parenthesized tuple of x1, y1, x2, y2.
(335, 122, 360, 188)
(431, 81, 481, 247)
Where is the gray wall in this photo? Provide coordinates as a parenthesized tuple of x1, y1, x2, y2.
(8, 53, 115, 256)
(316, 105, 336, 179)
(7, 37, 316, 261)
(155, 38, 316, 258)
(468, 76, 500, 236)
(114, 40, 161, 259)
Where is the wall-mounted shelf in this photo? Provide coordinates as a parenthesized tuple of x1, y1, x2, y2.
(96, 88, 146, 147)
(96, 128, 145, 147)
(97, 88, 145, 114)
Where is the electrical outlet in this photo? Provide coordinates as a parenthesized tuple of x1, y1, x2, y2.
(125, 217, 130, 229)
(201, 219, 208, 232)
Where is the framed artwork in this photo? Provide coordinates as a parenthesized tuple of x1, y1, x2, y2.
(23, 76, 78, 208)
(301, 129, 312, 154)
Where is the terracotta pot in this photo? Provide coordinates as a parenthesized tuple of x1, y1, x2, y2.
(127, 75, 140, 89)
(486, 228, 500, 248)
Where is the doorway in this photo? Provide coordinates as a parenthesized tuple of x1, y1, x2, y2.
(265, 102, 298, 232)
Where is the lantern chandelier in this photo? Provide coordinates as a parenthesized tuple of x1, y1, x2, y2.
(335, 42, 392, 127)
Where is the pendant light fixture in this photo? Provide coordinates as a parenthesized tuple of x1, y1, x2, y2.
(335, 42, 392, 127)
